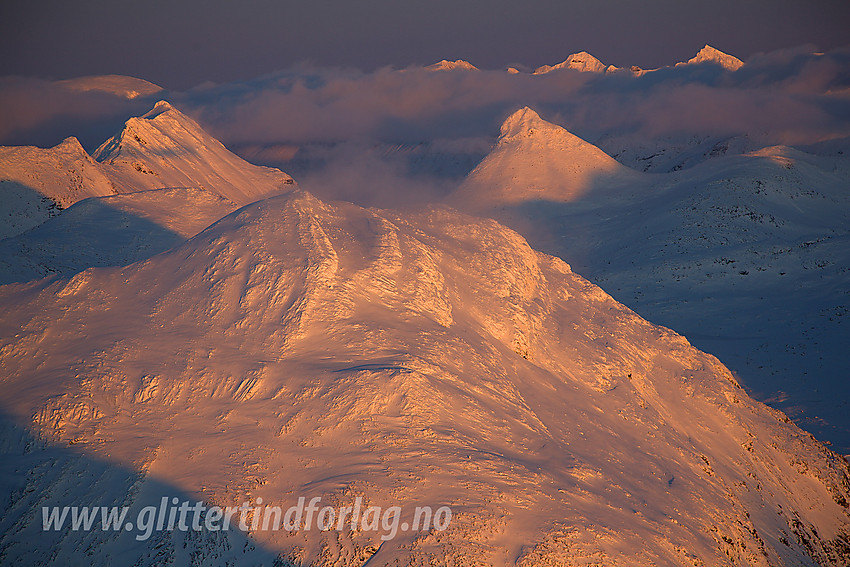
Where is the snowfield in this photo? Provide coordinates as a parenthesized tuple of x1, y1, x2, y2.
(1, 44, 849, 565)
(451, 107, 850, 456)
(1, 189, 849, 565)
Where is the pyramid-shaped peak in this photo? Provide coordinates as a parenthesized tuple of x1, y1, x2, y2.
(696, 44, 730, 58)
(449, 107, 635, 208)
(56, 136, 86, 152)
(685, 45, 744, 70)
(497, 107, 609, 151)
(91, 101, 295, 204)
(93, 101, 209, 161)
(568, 51, 604, 65)
(534, 51, 607, 74)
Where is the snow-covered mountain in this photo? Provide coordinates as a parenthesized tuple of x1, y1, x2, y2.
(678, 44, 745, 71)
(0, 137, 117, 239)
(451, 108, 850, 454)
(0, 187, 240, 284)
(1, 53, 847, 565)
(528, 44, 743, 79)
(1, 190, 848, 565)
(426, 59, 478, 71)
(93, 101, 295, 203)
(0, 101, 295, 241)
(450, 107, 638, 209)
(533, 51, 607, 74)
(598, 132, 755, 173)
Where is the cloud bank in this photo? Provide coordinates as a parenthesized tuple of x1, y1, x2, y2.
(167, 46, 850, 148)
(1, 45, 848, 206)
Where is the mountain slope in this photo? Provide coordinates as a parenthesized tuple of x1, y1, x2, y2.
(0, 187, 240, 284)
(1, 101, 296, 242)
(449, 107, 638, 210)
(1, 191, 848, 566)
(452, 108, 850, 454)
(679, 44, 744, 71)
(93, 100, 295, 203)
(0, 137, 117, 239)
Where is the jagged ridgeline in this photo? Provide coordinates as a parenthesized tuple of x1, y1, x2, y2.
(0, 100, 295, 240)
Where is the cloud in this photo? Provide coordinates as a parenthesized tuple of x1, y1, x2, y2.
(2, 46, 848, 190)
(0, 77, 160, 150)
(165, 47, 850, 151)
(285, 140, 481, 209)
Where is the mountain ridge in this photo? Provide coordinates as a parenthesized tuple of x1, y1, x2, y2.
(426, 59, 478, 71)
(0, 136, 118, 239)
(93, 100, 295, 203)
(679, 44, 744, 70)
(0, 100, 296, 240)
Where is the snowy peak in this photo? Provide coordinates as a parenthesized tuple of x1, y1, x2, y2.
(531, 45, 744, 77)
(450, 107, 635, 208)
(498, 106, 552, 138)
(94, 100, 213, 161)
(681, 44, 744, 70)
(93, 101, 295, 203)
(53, 136, 83, 152)
(426, 59, 478, 71)
(534, 51, 607, 74)
(142, 99, 174, 118)
(497, 106, 605, 152)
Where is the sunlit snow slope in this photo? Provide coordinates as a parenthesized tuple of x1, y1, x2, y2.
(0, 137, 117, 239)
(0, 101, 295, 241)
(533, 52, 608, 74)
(452, 108, 850, 455)
(1, 191, 848, 566)
(450, 107, 638, 209)
(680, 45, 745, 71)
(93, 101, 295, 203)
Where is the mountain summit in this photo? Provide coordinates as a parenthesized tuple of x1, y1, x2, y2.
(1, 100, 295, 240)
(533, 51, 607, 74)
(426, 59, 478, 71)
(680, 44, 744, 70)
(450, 107, 635, 209)
(93, 101, 294, 203)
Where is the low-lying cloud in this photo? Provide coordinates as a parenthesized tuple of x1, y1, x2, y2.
(1, 45, 848, 201)
(165, 47, 850, 150)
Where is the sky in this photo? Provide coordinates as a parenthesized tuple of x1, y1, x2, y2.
(1, 0, 849, 90)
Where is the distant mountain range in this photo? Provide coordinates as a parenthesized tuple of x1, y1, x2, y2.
(427, 44, 745, 75)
